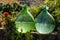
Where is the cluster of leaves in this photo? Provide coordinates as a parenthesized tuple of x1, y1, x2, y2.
(0, 3, 22, 14)
(29, 4, 43, 18)
(5, 17, 23, 40)
(0, 3, 23, 40)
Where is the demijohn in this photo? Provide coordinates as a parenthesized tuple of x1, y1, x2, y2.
(15, 4, 35, 33)
(35, 5, 55, 34)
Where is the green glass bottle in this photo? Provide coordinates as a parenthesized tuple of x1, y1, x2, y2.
(15, 4, 35, 33)
(35, 5, 55, 34)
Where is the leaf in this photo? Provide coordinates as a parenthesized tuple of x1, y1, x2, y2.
(35, 5, 55, 34)
(15, 4, 35, 33)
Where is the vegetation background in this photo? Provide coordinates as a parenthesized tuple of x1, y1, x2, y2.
(0, 0, 60, 40)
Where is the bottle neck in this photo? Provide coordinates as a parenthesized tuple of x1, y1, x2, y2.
(42, 6, 47, 13)
(23, 5, 27, 14)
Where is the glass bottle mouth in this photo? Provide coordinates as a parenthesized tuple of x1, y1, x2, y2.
(41, 5, 49, 13)
(42, 5, 49, 10)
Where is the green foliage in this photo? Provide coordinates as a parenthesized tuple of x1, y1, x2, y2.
(29, 4, 43, 18)
(3, 4, 12, 12)
(4, 16, 21, 40)
(12, 3, 22, 12)
(0, 3, 22, 15)
(25, 32, 32, 40)
(0, 4, 3, 11)
(44, 0, 56, 7)
(29, 6, 39, 17)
